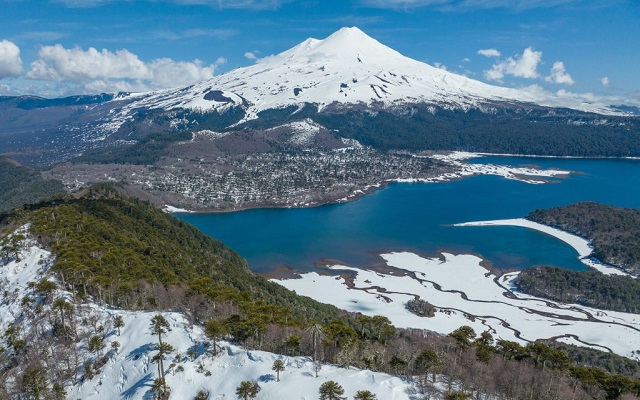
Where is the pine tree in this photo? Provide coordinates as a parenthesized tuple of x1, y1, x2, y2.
(353, 390, 377, 400)
(272, 359, 285, 382)
(449, 326, 476, 351)
(52, 382, 66, 400)
(51, 298, 74, 337)
(150, 314, 172, 397)
(319, 380, 346, 400)
(235, 380, 260, 400)
(204, 319, 226, 355)
(21, 367, 48, 400)
(88, 335, 105, 358)
(114, 315, 124, 336)
(415, 348, 440, 383)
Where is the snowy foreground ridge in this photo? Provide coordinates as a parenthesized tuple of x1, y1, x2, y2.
(274, 220, 640, 360)
(0, 231, 420, 399)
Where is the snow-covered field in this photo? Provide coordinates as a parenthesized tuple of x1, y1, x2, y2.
(0, 230, 420, 399)
(274, 250, 640, 360)
(424, 152, 570, 184)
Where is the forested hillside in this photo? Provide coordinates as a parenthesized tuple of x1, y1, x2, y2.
(515, 266, 640, 313)
(315, 106, 640, 157)
(528, 202, 640, 275)
(2, 183, 340, 324)
(0, 157, 65, 214)
(514, 202, 640, 313)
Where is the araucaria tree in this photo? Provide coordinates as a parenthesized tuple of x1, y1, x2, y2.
(150, 314, 173, 398)
(319, 380, 346, 400)
(88, 335, 105, 358)
(114, 315, 124, 336)
(235, 380, 260, 400)
(272, 359, 285, 382)
(204, 319, 227, 355)
(21, 367, 48, 400)
(353, 390, 377, 400)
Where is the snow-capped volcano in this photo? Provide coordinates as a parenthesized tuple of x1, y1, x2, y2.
(123, 27, 618, 119)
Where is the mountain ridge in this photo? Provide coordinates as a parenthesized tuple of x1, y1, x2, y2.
(117, 26, 621, 125)
(1, 27, 640, 167)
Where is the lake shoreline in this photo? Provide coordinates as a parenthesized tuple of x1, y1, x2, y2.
(454, 218, 630, 276)
(166, 152, 573, 214)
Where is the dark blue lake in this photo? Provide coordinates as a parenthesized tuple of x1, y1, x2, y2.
(176, 157, 640, 273)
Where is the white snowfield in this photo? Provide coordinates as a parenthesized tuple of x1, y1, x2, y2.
(113, 27, 622, 128)
(424, 152, 570, 184)
(0, 233, 419, 399)
(275, 250, 640, 361)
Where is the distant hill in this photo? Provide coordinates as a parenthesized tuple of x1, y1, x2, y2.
(528, 202, 640, 275)
(0, 157, 65, 214)
(515, 202, 640, 314)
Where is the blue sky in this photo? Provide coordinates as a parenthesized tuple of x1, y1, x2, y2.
(0, 0, 638, 101)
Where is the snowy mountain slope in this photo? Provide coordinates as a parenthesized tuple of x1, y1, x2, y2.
(3, 27, 639, 167)
(0, 226, 422, 399)
(119, 27, 619, 123)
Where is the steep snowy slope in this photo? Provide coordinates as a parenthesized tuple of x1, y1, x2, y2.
(0, 225, 421, 399)
(122, 27, 618, 120)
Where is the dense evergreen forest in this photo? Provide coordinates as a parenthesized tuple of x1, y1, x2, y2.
(0, 157, 65, 214)
(528, 202, 640, 275)
(72, 131, 193, 165)
(515, 266, 640, 313)
(515, 202, 640, 315)
(0, 189, 639, 398)
(314, 105, 640, 157)
(63, 104, 640, 168)
(2, 184, 340, 324)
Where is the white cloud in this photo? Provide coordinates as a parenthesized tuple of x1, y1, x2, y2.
(484, 47, 542, 82)
(27, 45, 148, 82)
(0, 39, 23, 79)
(462, 57, 470, 62)
(601, 76, 610, 88)
(147, 57, 225, 88)
(25, 44, 224, 92)
(244, 52, 257, 60)
(83, 79, 145, 93)
(545, 61, 574, 85)
(477, 48, 501, 58)
(0, 84, 13, 95)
